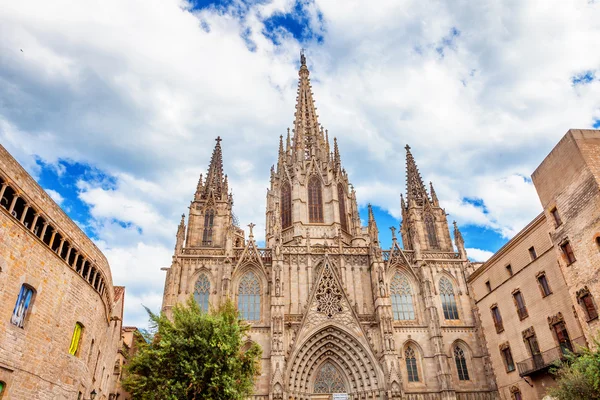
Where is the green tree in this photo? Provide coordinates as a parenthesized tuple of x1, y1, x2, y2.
(547, 338, 600, 400)
(122, 298, 261, 400)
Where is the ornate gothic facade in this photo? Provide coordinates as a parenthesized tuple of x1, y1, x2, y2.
(161, 55, 498, 400)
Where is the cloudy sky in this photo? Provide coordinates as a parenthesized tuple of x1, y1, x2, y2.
(1, 0, 599, 328)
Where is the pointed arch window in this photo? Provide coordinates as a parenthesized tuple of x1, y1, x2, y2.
(238, 271, 260, 321)
(281, 182, 292, 229)
(454, 345, 470, 381)
(313, 362, 345, 393)
(194, 274, 210, 311)
(390, 273, 415, 320)
(337, 183, 348, 232)
(11, 284, 35, 328)
(440, 277, 459, 320)
(405, 346, 420, 382)
(202, 209, 215, 246)
(425, 213, 439, 249)
(308, 176, 323, 223)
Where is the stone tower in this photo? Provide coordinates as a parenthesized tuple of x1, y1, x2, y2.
(161, 53, 498, 400)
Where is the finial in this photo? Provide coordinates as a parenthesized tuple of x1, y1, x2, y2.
(216, 136, 222, 143)
(248, 222, 256, 238)
(300, 48, 306, 66)
(405, 144, 410, 151)
(389, 226, 397, 240)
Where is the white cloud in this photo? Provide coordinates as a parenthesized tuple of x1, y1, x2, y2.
(1, 0, 600, 327)
(466, 248, 494, 263)
(45, 188, 64, 205)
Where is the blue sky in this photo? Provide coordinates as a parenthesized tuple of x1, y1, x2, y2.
(2, 0, 600, 327)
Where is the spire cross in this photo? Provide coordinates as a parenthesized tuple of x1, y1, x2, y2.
(215, 136, 222, 144)
(389, 226, 396, 239)
(248, 222, 256, 238)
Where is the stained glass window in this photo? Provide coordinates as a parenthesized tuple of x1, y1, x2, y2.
(405, 347, 419, 382)
(281, 182, 292, 229)
(454, 346, 470, 381)
(425, 213, 439, 249)
(440, 277, 459, 320)
(313, 362, 345, 393)
(238, 272, 260, 321)
(194, 274, 210, 311)
(69, 322, 83, 356)
(390, 273, 415, 320)
(202, 209, 215, 246)
(11, 284, 34, 328)
(308, 176, 323, 223)
(338, 183, 348, 232)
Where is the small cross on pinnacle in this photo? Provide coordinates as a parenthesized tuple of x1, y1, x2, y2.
(248, 222, 256, 237)
(389, 226, 397, 239)
(300, 48, 306, 66)
(215, 136, 222, 144)
(405, 144, 411, 151)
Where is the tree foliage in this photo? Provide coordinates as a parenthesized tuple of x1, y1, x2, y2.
(122, 298, 261, 400)
(547, 338, 600, 400)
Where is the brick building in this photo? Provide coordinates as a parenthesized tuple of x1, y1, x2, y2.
(0, 144, 125, 399)
(468, 129, 600, 400)
(161, 54, 498, 400)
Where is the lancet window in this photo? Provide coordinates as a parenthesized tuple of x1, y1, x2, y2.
(405, 346, 419, 382)
(337, 183, 348, 232)
(11, 284, 35, 328)
(308, 176, 323, 223)
(194, 274, 210, 311)
(454, 345, 470, 381)
(202, 209, 215, 246)
(440, 277, 459, 320)
(238, 271, 260, 321)
(281, 182, 292, 229)
(425, 213, 439, 249)
(390, 272, 415, 320)
(313, 362, 345, 393)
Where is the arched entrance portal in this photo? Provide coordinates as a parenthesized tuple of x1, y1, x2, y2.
(286, 326, 386, 399)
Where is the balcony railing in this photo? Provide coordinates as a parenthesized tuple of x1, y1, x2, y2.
(517, 336, 587, 377)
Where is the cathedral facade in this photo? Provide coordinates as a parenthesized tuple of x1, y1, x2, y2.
(161, 55, 498, 400)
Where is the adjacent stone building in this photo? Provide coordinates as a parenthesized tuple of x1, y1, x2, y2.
(468, 129, 600, 400)
(0, 144, 125, 399)
(532, 129, 600, 345)
(161, 54, 498, 400)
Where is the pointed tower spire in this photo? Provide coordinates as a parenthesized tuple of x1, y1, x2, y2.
(277, 134, 285, 172)
(334, 137, 341, 168)
(204, 137, 225, 198)
(291, 50, 325, 164)
(405, 145, 428, 206)
(430, 181, 439, 206)
(453, 221, 467, 259)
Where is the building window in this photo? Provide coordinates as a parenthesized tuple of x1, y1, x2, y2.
(11, 284, 35, 328)
(577, 287, 598, 321)
(337, 183, 348, 232)
(313, 361, 345, 393)
(308, 176, 323, 223)
(550, 207, 562, 227)
(425, 214, 439, 249)
(537, 273, 552, 297)
(500, 344, 515, 372)
(405, 347, 419, 382)
(439, 277, 459, 320)
(561, 241, 576, 265)
(194, 274, 210, 312)
(522, 328, 542, 369)
(596, 236, 600, 251)
(281, 182, 292, 229)
(69, 322, 84, 356)
(491, 305, 504, 333)
(552, 320, 573, 355)
(506, 264, 513, 276)
(390, 273, 415, 320)
(238, 271, 260, 321)
(485, 281, 491, 292)
(0, 381, 5, 398)
(510, 387, 523, 400)
(202, 209, 215, 246)
(528, 246, 537, 260)
(453, 346, 470, 381)
(513, 290, 528, 320)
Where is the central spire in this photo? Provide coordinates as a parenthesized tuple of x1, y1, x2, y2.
(292, 51, 327, 163)
(405, 145, 429, 206)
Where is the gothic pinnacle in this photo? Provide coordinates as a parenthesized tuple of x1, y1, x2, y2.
(334, 137, 341, 167)
(405, 145, 428, 206)
(430, 181, 439, 206)
(204, 136, 225, 197)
